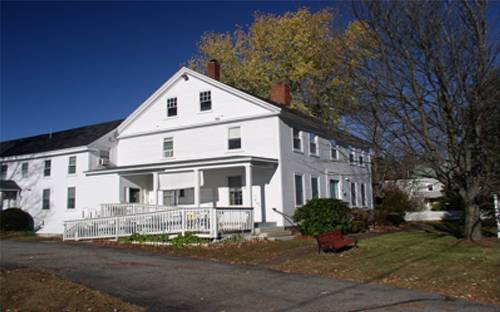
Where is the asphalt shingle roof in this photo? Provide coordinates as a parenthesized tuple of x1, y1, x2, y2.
(0, 119, 124, 157)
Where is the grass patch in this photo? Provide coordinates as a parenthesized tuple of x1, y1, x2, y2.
(111, 230, 500, 305)
(0, 268, 144, 312)
(0, 231, 61, 241)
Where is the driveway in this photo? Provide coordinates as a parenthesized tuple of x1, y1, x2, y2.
(1, 240, 498, 312)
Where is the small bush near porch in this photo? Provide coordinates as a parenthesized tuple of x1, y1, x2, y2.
(106, 226, 500, 305)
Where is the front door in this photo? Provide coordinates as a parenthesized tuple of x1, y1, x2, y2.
(329, 179, 339, 199)
(128, 188, 141, 203)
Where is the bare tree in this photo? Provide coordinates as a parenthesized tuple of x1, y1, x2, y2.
(352, 0, 500, 240)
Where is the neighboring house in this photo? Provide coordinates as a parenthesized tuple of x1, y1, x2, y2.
(0, 61, 373, 236)
(387, 178, 444, 210)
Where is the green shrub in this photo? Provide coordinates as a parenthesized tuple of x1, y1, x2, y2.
(293, 198, 352, 237)
(170, 232, 204, 248)
(349, 220, 368, 233)
(375, 186, 408, 226)
(122, 233, 169, 243)
(386, 213, 405, 227)
(0, 208, 34, 232)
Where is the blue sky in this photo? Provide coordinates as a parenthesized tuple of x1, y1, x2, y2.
(1, 1, 498, 141)
(1, 1, 354, 141)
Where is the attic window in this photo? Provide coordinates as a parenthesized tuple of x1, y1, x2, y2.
(200, 91, 212, 111)
(167, 97, 177, 117)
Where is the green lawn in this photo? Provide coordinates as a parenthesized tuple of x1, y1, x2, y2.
(115, 230, 500, 305)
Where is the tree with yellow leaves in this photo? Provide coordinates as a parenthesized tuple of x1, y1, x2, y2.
(189, 8, 372, 125)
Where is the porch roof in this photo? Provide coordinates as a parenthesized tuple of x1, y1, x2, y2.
(85, 155, 278, 176)
(0, 180, 21, 191)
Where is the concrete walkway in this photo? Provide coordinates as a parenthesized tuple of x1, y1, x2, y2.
(1, 240, 498, 312)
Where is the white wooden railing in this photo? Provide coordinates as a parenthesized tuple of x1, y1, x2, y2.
(63, 206, 253, 241)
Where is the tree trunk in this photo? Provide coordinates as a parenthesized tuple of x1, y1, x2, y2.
(464, 201, 482, 241)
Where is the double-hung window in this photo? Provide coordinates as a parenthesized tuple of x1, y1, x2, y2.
(330, 142, 338, 160)
(349, 151, 355, 165)
(311, 176, 319, 199)
(42, 189, 50, 209)
(68, 156, 77, 174)
(359, 154, 364, 166)
(350, 182, 357, 206)
(228, 127, 241, 150)
(21, 162, 29, 177)
(309, 133, 318, 156)
(67, 187, 76, 209)
(43, 160, 51, 177)
(200, 91, 212, 111)
(163, 138, 174, 158)
(228, 176, 243, 205)
(167, 97, 177, 117)
(292, 128, 302, 152)
(361, 184, 366, 206)
(294, 174, 304, 206)
(1, 164, 7, 179)
(330, 179, 339, 199)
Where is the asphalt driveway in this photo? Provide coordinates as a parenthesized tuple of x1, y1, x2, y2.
(1, 240, 498, 312)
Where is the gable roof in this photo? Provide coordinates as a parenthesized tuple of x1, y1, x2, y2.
(117, 67, 281, 134)
(0, 119, 123, 158)
(117, 66, 369, 150)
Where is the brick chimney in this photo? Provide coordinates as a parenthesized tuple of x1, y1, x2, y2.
(207, 59, 220, 81)
(271, 83, 291, 107)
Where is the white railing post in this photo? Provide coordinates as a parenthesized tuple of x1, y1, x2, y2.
(181, 208, 186, 236)
(211, 208, 218, 238)
(115, 216, 119, 240)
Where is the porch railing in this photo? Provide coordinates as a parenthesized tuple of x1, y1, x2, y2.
(98, 203, 173, 217)
(63, 206, 253, 241)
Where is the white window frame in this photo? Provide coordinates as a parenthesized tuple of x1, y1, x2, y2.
(227, 126, 242, 150)
(0, 164, 6, 179)
(311, 176, 320, 199)
(21, 162, 29, 178)
(43, 160, 51, 177)
(361, 183, 366, 207)
(359, 152, 365, 167)
(309, 133, 319, 156)
(199, 90, 212, 112)
(294, 173, 305, 207)
(67, 187, 76, 209)
(42, 188, 50, 210)
(330, 142, 338, 161)
(228, 176, 243, 206)
(329, 178, 340, 199)
(162, 137, 174, 158)
(166, 97, 178, 117)
(68, 156, 77, 175)
(350, 182, 357, 207)
(292, 128, 303, 153)
(349, 149, 355, 165)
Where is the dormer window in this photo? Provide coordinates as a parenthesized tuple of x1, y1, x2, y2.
(200, 91, 212, 111)
(349, 150, 355, 165)
(167, 97, 177, 117)
(309, 133, 318, 156)
(330, 142, 338, 160)
(292, 128, 302, 152)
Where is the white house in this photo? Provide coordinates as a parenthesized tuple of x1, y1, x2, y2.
(0, 61, 373, 238)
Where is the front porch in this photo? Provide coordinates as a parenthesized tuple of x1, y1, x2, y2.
(63, 205, 253, 241)
(65, 156, 278, 240)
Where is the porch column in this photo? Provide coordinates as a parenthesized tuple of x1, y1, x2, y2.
(245, 164, 253, 207)
(194, 169, 200, 207)
(153, 172, 159, 205)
